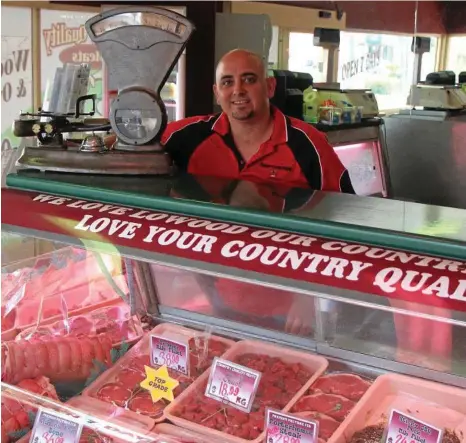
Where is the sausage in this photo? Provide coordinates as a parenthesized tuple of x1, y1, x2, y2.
(2, 334, 112, 384)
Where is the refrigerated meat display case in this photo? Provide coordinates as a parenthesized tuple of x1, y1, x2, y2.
(1, 173, 466, 443)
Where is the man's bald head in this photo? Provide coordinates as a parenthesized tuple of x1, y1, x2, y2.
(213, 49, 275, 122)
(215, 49, 267, 84)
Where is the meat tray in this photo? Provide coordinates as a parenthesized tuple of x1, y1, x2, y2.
(14, 301, 143, 348)
(164, 339, 329, 443)
(1, 249, 126, 341)
(328, 373, 466, 443)
(82, 323, 235, 431)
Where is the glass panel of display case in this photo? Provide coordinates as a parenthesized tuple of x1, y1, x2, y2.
(151, 264, 317, 338)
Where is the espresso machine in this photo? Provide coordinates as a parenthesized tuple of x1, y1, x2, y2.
(14, 6, 195, 175)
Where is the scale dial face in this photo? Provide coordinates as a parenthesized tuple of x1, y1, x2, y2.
(91, 12, 187, 38)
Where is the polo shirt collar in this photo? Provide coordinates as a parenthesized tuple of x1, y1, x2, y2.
(211, 105, 289, 145)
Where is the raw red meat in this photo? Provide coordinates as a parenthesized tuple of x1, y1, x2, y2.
(310, 373, 371, 401)
(292, 393, 355, 421)
(91, 336, 230, 422)
(294, 411, 340, 441)
(172, 353, 314, 439)
(2, 333, 112, 384)
(79, 428, 114, 443)
(128, 392, 165, 418)
(96, 383, 132, 407)
(1, 376, 58, 443)
(116, 368, 145, 389)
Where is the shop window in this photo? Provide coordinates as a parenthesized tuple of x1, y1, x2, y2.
(1, 6, 33, 177)
(338, 31, 438, 111)
(446, 35, 466, 78)
(288, 32, 327, 83)
(40, 9, 104, 116)
(269, 26, 279, 69)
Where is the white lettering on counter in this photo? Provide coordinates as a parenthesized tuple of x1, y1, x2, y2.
(374, 268, 466, 299)
(74, 214, 141, 239)
(67, 200, 130, 215)
(143, 225, 217, 253)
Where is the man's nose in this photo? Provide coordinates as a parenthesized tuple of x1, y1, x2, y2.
(233, 80, 246, 95)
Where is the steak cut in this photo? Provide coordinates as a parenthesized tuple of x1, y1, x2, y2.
(310, 373, 371, 401)
(295, 411, 340, 441)
(291, 393, 355, 421)
(96, 383, 132, 407)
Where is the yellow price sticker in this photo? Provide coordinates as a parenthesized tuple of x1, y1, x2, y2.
(139, 365, 180, 403)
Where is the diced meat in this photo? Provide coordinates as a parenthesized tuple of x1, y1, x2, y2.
(96, 383, 132, 407)
(292, 393, 355, 421)
(310, 373, 371, 401)
(115, 368, 145, 389)
(128, 392, 165, 418)
(295, 411, 340, 441)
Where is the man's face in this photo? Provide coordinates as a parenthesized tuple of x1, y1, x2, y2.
(213, 53, 276, 121)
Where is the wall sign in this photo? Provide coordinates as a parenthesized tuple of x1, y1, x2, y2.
(2, 189, 465, 314)
(40, 10, 103, 116)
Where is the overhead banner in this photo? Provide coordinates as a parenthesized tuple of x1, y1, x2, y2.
(2, 188, 465, 314)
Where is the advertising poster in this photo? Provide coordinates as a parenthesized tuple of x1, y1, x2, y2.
(40, 9, 104, 116)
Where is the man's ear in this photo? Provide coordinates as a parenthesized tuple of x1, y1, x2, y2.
(266, 76, 276, 99)
(213, 84, 220, 104)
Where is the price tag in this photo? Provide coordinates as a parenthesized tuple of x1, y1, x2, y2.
(151, 334, 189, 375)
(140, 364, 180, 403)
(205, 357, 261, 413)
(386, 410, 442, 443)
(30, 409, 83, 443)
(266, 409, 319, 443)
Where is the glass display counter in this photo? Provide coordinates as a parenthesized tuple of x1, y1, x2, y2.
(2, 173, 465, 443)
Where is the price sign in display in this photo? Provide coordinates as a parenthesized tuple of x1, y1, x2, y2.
(386, 410, 442, 443)
(266, 409, 319, 443)
(151, 334, 189, 375)
(205, 357, 262, 413)
(30, 409, 83, 443)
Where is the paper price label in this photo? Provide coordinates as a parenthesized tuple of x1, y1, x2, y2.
(151, 335, 189, 375)
(30, 409, 83, 443)
(266, 409, 319, 443)
(386, 410, 442, 443)
(205, 357, 261, 413)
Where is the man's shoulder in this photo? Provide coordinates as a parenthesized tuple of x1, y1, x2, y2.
(162, 114, 218, 144)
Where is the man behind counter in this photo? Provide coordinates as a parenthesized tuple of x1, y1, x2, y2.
(160, 49, 356, 335)
(162, 48, 355, 193)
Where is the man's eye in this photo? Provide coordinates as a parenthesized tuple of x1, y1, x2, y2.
(244, 76, 256, 84)
(222, 79, 232, 87)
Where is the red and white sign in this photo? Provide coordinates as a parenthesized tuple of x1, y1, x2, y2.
(2, 189, 465, 313)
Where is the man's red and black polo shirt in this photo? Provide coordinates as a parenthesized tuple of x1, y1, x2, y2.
(161, 106, 354, 193)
